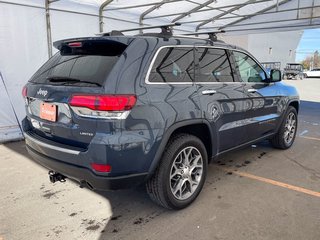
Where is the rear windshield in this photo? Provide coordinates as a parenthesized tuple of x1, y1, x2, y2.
(29, 40, 127, 86)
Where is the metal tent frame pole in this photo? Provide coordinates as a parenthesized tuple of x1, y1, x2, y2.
(0, 0, 318, 41)
(143, 0, 274, 20)
(195, 0, 258, 32)
(139, 0, 185, 34)
(180, 5, 319, 25)
(104, 0, 182, 11)
(218, 0, 291, 30)
(45, 0, 57, 58)
(200, 16, 320, 30)
(171, 0, 215, 23)
(139, 0, 168, 34)
(218, 23, 320, 33)
(99, 0, 113, 33)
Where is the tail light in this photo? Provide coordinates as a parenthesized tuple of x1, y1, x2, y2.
(91, 163, 111, 173)
(22, 85, 27, 98)
(69, 94, 136, 119)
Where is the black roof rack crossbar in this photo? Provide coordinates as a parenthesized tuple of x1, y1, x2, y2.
(183, 30, 225, 41)
(100, 22, 181, 36)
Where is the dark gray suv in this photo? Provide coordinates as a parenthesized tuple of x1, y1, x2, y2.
(22, 33, 299, 209)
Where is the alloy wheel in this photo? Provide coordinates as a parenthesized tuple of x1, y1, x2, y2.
(284, 112, 297, 145)
(169, 147, 203, 200)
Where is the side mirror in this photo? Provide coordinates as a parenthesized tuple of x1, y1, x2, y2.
(270, 69, 281, 82)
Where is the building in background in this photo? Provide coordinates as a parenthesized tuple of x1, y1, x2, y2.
(221, 30, 303, 71)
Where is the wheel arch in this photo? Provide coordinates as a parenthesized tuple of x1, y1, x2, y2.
(148, 119, 215, 177)
(289, 100, 299, 113)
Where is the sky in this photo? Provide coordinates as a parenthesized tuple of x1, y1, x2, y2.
(296, 28, 320, 62)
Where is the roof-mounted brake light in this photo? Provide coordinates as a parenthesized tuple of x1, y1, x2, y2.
(68, 42, 82, 48)
(22, 85, 27, 98)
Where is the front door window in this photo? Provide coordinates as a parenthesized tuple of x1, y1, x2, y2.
(233, 51, 266, 83)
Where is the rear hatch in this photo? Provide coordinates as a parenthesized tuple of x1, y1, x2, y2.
(24, 38, 133, 149)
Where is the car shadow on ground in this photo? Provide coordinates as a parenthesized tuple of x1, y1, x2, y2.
(94, 140, 276, 240)
(3, 139, 276, 239)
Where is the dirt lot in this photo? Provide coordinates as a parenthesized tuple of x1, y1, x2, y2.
(1, 79, 319, 240)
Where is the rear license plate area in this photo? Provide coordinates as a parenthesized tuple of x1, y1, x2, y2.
(40, 102, 57, 122)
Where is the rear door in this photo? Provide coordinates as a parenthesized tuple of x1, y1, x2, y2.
(194, 47, 247, 153)
(25, 39, 128, 149)
(232, 50, 282, 141)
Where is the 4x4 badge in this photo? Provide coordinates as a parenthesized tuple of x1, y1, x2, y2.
(37, 88, 48, 97)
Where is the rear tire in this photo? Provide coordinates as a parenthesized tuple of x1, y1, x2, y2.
(271, 106, 298, 149)
(146, 134, 207, 210)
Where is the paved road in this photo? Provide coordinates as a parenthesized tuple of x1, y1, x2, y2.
(0, 79, 319, 240)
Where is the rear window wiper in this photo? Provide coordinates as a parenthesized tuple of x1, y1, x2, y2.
(47, 76, 102, 87)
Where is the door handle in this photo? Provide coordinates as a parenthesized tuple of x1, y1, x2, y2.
(202, 89, 217, 95)
(247, 88, 257, 93)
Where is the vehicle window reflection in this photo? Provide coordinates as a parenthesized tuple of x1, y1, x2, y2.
(233, 51, 266, 83)
(196, 48, 233, 83)
(149, 47, 194, 83)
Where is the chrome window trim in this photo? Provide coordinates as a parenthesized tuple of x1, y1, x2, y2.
(25, 132, 81, 155)
(145, 45, 260, 85)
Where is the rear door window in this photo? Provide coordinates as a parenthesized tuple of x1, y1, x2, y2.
(196, 48, 234, 82)
(148, 47, 195, 83)
(29, 40, 127, 86)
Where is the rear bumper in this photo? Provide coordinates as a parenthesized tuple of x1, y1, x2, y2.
(26, 145, 148, 190)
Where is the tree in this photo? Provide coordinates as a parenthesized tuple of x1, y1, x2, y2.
(301, 51, 319, 70)
(301, 56, 312, 69)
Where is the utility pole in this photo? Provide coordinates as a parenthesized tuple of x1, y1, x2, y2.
(314, 50, 319, 68)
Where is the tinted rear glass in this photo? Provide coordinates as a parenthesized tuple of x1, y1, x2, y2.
(29, 40, 127, 86)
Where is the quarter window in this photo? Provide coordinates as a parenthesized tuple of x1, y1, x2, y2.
(149, 47, 194, 83)
(196, 48, 233, 82)
(233, 51, 266, 83)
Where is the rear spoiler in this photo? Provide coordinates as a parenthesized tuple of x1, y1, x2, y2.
(53, 38, 128, 50)
(53, 38, 128, 56)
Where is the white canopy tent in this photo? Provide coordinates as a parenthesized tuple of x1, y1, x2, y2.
(0, 0, 319, 142)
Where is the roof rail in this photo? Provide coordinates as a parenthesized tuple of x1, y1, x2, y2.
(183, 30, 226, 41)
(99, 22, 182, 37)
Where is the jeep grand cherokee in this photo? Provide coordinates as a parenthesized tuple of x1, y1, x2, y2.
(22, 33, 299, 209)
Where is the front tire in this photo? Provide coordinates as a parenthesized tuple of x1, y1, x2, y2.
(146, 134, 208, 210)
(271, 106, 298, 149)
